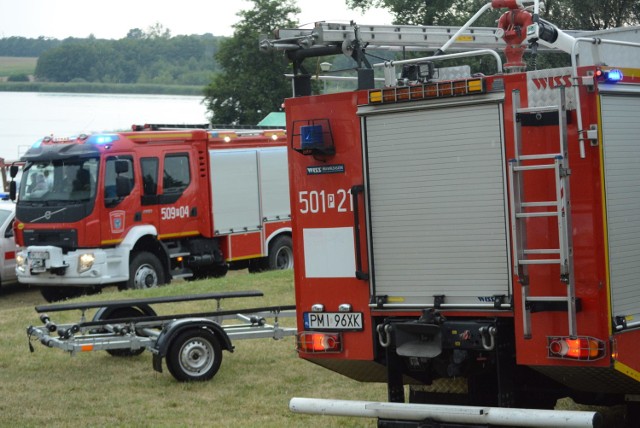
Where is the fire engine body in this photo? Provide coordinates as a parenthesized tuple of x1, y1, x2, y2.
(12, 128, 292, 299)
(269, 0, 640, 424)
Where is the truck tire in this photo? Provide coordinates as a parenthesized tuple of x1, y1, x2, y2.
(166, 329, 222, 382)
(40, 286, 85, 303)
(128, 252, 165, 290)
(268, 235, 293, 270)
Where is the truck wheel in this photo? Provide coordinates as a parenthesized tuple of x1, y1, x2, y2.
(128, 252, 165, 290)
(166, 329, 222, 382)
(268, 235, 293, 270)
(40, 286, 85, 302)
(209, 264, 229, 278)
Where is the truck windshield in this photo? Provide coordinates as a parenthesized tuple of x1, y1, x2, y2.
(19, 159, 99, 203)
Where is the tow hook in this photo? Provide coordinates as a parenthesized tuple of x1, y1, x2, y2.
(479, 326, 497, 351)
(376, 323, 392, 348)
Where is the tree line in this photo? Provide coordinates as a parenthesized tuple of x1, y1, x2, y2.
(1, 26, 224, 86)
(3, 0, 639, 124)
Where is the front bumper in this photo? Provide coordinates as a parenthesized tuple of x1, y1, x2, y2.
(17, 245, 129, 286)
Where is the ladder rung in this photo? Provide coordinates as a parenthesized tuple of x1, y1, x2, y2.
(523, 249, 561, 255)
(518, 154, 563, 161)
(522, 201, 557, 208)
(519, 259, 561, 265)
(516, 106, 560, 114)
(526, 296, 568, 302)
(513, 163, 557, 171)
(516, 211, 559, 218)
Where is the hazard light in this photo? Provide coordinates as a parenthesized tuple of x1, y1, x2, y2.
(264, 130, 285, 141)
(86, 134, 120, 145)
(595, 68, 623, 83)
(209, 131, 237, 142)
(547, 336, 605, 361)
(297, 332, 342, 353)
(368, 78, 485, 105)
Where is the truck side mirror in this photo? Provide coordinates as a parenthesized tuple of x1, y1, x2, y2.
(115, 160, 129, 175)
(9, 164, 19, 178)
(116, 175, 132, 197)
(9, 181, 16, 201)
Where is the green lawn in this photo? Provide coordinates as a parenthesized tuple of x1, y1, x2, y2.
(0, 271, 385, 427)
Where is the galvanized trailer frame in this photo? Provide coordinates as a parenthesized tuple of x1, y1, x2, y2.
(26, 290, 296, 382)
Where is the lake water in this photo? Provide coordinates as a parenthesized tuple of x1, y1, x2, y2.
(0, 92, 209, 161)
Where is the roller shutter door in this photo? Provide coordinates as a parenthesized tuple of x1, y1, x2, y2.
(601, 93, 640, 322)
(363, 102, 510, 307)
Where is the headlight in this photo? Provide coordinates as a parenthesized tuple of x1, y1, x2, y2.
(78, 253, 95, 273)
(16, 254, 26, 273)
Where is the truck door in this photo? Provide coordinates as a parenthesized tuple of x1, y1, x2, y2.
(155, 152, 202, 238)
(360, 98, 511, 308)
(102, 155, 136, 245)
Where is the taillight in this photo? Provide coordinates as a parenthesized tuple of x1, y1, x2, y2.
(548, 336, 605, 361)
(297, 332, 342, 353)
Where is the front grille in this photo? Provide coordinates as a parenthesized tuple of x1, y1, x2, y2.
(23, 229, 77, 252)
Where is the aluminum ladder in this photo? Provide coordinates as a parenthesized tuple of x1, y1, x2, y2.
(508, 86, 577, 339)
(264, 22, 589, 53)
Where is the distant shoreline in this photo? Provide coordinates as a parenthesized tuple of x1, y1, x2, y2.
(0, 81, 205, 96)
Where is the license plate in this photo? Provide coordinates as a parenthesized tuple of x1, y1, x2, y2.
(303, 312, 363, 331)
(31, 259, 45, 268)
(29, 251, 50, 260)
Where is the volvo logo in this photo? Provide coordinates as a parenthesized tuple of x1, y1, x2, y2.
(31, 207, 67, 223)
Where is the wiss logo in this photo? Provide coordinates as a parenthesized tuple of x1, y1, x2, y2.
(531, 75, 572, 90)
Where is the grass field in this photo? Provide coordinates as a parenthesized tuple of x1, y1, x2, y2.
(0, 56, 37, 77)
(0, 271, 385, 427)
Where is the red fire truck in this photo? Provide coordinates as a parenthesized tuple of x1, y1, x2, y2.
(266, 0, 640, 426)
(10, 127, 292, 302)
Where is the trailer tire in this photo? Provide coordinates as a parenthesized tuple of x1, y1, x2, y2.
(166, 329, 222, 382)
(127, 252, 165, 290)
(94, 306, 149, 357)
(40, 286, 85, 303)
(268, 235, 293, 270)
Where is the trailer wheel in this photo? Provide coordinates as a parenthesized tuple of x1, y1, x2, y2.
(99, 307, 148, 357)
(268, 235, 293, 270)
(128, 252, 165, 290)
(166, 329, 222, 382)
(40, 286, 85, 303)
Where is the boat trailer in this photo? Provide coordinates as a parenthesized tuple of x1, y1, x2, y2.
(27, 290, 296, 382)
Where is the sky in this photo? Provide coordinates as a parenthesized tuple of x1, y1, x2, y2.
(0, 0, 393, 40)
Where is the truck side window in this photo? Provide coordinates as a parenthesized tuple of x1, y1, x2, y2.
(140, 157, 159, 206)
(104, 156, 134, 207)
(163, 154, 190, 194)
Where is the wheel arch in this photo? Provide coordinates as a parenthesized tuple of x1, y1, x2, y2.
(265, 227, 292, 255)
(152, 318, 233, 373)
(127, 228, 170, 282)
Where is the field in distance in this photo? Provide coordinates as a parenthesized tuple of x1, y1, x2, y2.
(0, 56, 37, 78)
